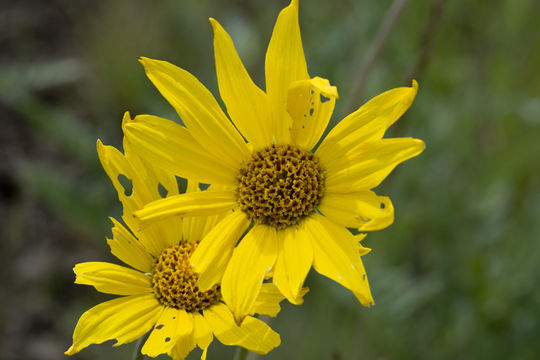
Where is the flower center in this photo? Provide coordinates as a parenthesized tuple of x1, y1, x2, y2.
(237, 144, 325, 229)
(152, 242, 221, 312)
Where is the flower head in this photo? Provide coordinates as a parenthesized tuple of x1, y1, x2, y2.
(66, 114, 286, 359)
(125, 0, 424, 323)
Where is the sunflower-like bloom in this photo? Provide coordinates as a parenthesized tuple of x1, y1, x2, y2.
(65, 114, 287, 359)
(125, 0, 424, 323)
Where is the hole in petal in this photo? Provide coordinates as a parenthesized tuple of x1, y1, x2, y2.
(309, 108, 314, 116)
(380, 202, 386, 209)
(155, 324, 164, 330)
(165, 337, 171, 342)
(117, 174, 133, 196)
(176, 176, 187, 193)
(158, 183, 168, 198)
(320, 94, 330, 103)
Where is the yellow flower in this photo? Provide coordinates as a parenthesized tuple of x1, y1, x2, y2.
(65, 114, 286, 359)
(125, 0, 424, 323)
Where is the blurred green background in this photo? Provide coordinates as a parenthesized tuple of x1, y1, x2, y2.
(1, 0, 539, 359)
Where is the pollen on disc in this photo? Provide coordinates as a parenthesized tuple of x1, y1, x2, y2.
(152, 242, 221, 312)
(236, 144, 325, 229)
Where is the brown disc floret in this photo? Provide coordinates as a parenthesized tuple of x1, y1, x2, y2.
(152, 242, 221, 312)
(237, 144, 325, 229)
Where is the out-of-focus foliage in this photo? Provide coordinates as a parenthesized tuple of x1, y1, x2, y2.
(1, 0, 539, 359)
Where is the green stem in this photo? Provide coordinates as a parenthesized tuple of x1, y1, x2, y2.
(131, 333, 148, 360)
(234, 346, 249, 360)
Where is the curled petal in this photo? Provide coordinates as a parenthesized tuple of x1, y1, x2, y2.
(288, 77, 338, 151)
(319, 191, 394, 231)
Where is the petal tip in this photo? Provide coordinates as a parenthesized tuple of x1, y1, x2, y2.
(209, 17, 225, 37)
(138, 57, 159, 71)
(121, 111, 132, 129)
(417, 138, 426, 151)
(138, 57, 148, 66)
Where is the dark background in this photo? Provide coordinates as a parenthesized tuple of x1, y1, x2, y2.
(1, 0, 539, 359)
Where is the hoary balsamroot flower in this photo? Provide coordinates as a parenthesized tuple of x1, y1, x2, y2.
(65, 120, 288, 359)
(124, 0, 424, 323)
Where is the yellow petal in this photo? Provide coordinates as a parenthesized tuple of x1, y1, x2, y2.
(97, 138, 177, 256)
(183, 212, 226, 243)
(316, 116, 388, 171)
(221, 225, 279, 323)
(250, 283, 285, 317)
(107, 218, 153, 273)
(318, 80, 418, 162)
(142, 308, 194, 357)
(202, 303, 241, 344)
(354, 234, 372, 254)
(237, 316, 281, 354)
(169, 331, 196, 360)
(134, 190, 236, 226)
(211, 18, 274, 148)
(288, 77, 338, 151)
(122, 128, 184, 247)
(96, 139, 137, 210)
(121, 113, 181, 202)
(65, 294, 161, 355)
(96, 141, 149, 248)
(182, 180, 229, 242)
(204, 303, 280, 354)
(123, 114, 238, 186)
(265, 0, 310, 143)
(326, 138, 425, 192)
(318, 191, 394, 231)
(191, 211, 250, 291)
(139, 57, 250, 168)
(193, 313, 213, 352)
(124, 133, 181, 200)
(304, 214, 373, 305)
(73, 262, 152, 296)
(181, 181, 209, 242)
(272, 224, 312, 304)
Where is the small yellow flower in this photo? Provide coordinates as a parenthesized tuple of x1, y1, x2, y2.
(125, 0, 424, 323)
(65, 114, 286, 359)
